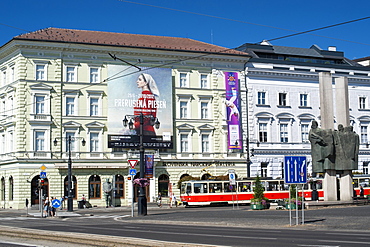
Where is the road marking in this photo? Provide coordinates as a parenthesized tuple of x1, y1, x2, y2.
(0, 240, 44, 246)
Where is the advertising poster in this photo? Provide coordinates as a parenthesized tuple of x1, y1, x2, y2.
(145, 154, 154, 178)
(107, 65, 173, 149)
(224, 72, 242, 149)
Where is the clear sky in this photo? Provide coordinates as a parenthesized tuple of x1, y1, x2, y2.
(1, 0, 369, 60)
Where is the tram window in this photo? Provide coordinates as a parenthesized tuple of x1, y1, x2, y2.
(359, 179, 369, 188)
(180, 183, 186, 194)
(186, 183, 191, 193)
(194, 183, 208, 193)
(238, 182, 251, 192)
(223, 183, 236, 193)
(316, 180, 323, 189)
(267, 181, 279, 191)
(303, 183, 309, 190)
(209, 183, 222, 193)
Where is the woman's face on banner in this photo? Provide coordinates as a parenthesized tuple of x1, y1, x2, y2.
(137, 75, 147, 89)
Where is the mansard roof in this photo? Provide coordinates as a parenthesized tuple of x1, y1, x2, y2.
(236, 41, 369, 70)
(12, 27, 249, 57)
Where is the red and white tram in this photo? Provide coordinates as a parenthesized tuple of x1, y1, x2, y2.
(180, 175, 370, 206)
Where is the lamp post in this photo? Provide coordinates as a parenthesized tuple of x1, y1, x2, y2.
(123, 113, 160, 216)
(54, 136, 86, 212)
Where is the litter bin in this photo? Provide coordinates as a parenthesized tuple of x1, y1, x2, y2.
(312, 190, 318, 201)
(78, 200, 84, 209)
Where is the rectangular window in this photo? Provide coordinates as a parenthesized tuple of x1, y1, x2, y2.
(201, 134, 209, 153)
(90, 132, 99, 152)
(35, 131, 45, 151)
(280, 124, 288, 143)
(180, 101, 188, 118)
(180, 73, 188, 87)
(66, 132, 75, 152)
(36, 64, 45, 80)
(278, 93, 287, 106)
(300, 94, 308, 107)
(66, 66, 76, 82)
(200, 74, 208, 88)
(66, 97, 75, 116)
(361, 126, 368, 143)
(10, 67, 14, 82)
(180, 134, 188, 152)
(90, 97, 99, 116)
(258, 92, 266, 105)
(90, 68, 99, 83)
(359, 97, 366, 109)
(35, 95, 45, 114)
(2, 71, 6, 86)
(259, 123, 267, 143)
(201, 102, 208, 119)
(363, 162, 369, 174)
(301, 124, 309, 142)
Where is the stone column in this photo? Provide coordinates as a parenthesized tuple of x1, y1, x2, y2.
(340, 170, 353, 201)
(335, 77, 350, 127)
(319, 72, 337, 200)
(319, 72, 334, 130)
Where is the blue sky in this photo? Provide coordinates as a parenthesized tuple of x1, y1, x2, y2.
(1, 0, 369, 60)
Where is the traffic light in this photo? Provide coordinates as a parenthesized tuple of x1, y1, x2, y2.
(40, 179, 45, 187)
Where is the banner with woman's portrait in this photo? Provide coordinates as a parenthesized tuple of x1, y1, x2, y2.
(107, 65, 173, 149)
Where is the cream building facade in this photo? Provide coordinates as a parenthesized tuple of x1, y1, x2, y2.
(0, 28, 250, 209)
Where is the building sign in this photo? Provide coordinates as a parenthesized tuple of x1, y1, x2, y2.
(107, 65, 173, 149)
(224, 72, 241, 149)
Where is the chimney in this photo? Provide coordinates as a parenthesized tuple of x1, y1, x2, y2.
(328, 46, 337, 51)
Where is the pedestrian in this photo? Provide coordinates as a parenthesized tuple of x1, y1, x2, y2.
(360, 186, 364, 198)
(157, 192, 162, 207)
(43, 197, 49, 217)
(172, 194, 177, 207)
(49, 197, 55, 217)
(81, 194, 87, 208)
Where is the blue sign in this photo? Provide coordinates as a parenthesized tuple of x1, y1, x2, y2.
(284, 156, 307, 184)
(40, 172, 47, 178)
(51, 199, 61, 208)
(129, 169, 137, 176)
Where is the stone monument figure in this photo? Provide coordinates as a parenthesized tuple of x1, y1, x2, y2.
(103, 178, 113, 208)
(309, 120, 335, 173)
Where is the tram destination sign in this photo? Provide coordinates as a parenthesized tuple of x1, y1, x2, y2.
(284, 156, 307, 184)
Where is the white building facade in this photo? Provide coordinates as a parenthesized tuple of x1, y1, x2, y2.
(0, 28, 250, 209)
(237, 42, 370, 179)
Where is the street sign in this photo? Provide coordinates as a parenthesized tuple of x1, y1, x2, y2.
(228, 170, 236, 185)
(129, 169, 137, 176)
(284, 156, 307, 184)
(40, 172, 46, 179)
(51, 199, 61, 208)
(128, 159, 138, 169)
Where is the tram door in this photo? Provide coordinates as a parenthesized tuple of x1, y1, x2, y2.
(31, 176, 49, 205)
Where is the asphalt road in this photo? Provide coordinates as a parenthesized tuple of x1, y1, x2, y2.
(1, 204, 370, 246)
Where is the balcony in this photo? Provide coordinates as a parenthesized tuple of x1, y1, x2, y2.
(29, 114, 52, 124)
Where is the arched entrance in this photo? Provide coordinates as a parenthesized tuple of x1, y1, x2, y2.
(31, 176, 49, 205)
(64, 175, 77, 199)
(158, 174, 170, 197)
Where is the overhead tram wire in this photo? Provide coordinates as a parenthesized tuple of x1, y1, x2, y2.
(2, 12, 370, 114)
(116, 0, 370, 47)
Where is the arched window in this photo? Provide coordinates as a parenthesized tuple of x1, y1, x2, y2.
(201, 174, 211, 180)
(64, 175, 77, 199)
(1, 177, 5, 201)
(114, 175, 124, 198)
(9, 176, 13, 201)
(158, 174, 169, 197)
(89, 175, 101, 199)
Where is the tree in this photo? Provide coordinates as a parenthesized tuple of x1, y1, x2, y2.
(252, 175, 265, 202)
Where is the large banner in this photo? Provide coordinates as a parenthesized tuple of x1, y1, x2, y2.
(225, 72, 242, 149)
(107, 65, 173, 149)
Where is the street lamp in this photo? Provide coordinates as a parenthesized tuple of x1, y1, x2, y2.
(54, 136, 86, 212)
(123, 113, 160, 216)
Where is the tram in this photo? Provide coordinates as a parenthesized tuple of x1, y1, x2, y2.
(180, 175, 370, 206)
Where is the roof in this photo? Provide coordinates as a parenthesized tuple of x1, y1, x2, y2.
(236, 42, 364, 69)
(12, 27, 248, 56)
